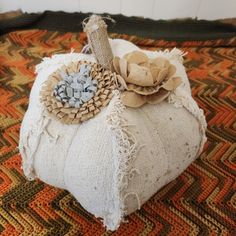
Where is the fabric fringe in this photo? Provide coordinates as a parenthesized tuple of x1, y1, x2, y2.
(35, 52, 95, 74)
(159, 47, 207, 154)
(158, 47, 188, 63)
(19, 112, 50, 180)
(105, 90, 139, 230)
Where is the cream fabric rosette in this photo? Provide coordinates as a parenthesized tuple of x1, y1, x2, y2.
(112, 51, 182, 107)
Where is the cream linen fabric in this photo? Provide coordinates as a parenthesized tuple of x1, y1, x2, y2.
(19, 39, 207, 231)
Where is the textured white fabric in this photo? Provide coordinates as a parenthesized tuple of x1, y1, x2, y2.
(19, 39, 207, 231)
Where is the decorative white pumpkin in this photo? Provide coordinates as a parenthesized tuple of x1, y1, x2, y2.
(19, 39, 207, 231)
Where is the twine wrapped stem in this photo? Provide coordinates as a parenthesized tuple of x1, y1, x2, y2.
(83, 15, 114, 70)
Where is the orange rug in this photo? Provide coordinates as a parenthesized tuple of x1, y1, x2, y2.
(0, 30, 236, 235)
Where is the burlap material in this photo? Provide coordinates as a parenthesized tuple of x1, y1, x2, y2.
(83, 15, 114, 70)
(40, 61, 116, 124)
(112, 51, 182, 108)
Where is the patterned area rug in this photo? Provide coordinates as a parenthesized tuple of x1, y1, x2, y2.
(0, 30, 235, 236)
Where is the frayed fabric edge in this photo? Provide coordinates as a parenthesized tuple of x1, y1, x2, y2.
(19, 112, 51, 181)
(161, 47, 188, 63)
(105, 90, 139, 231)
(35, 52, 96, 74)
(161, 48, 207, 154)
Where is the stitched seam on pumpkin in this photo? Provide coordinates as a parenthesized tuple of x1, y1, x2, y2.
(162, 48, 207, 155)
(168, 92, 207, 156)
(20, 52, 94, 180)
(106, 90, 139, 230)
(62, 125, 80, 187)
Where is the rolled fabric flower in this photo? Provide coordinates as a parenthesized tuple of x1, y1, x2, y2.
(40, 61, 116, 124)
(112, 50, 182, 108)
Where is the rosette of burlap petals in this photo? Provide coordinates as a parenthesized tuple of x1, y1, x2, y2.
(112, 51, 182, 108)
(40, 61, 116, 124)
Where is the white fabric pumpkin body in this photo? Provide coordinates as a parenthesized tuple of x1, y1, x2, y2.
(19, 39, 207, 231)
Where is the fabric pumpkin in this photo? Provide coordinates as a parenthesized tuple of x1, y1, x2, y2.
(19, 39, 207, 231)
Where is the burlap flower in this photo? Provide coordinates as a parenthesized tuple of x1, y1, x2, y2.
(40, 61, 116, 124)
(112, 51, 182, 108)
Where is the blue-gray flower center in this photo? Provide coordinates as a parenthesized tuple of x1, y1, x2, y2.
(54, 64, 98, 108)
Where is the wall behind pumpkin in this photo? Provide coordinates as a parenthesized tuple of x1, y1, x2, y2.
(0, 0, 235, 20)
